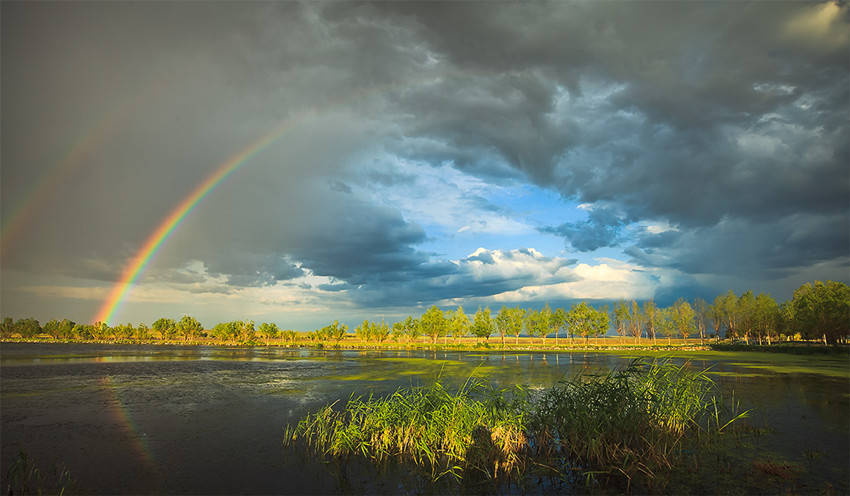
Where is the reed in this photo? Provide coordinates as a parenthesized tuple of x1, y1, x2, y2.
(284, 377, 528, 480)
(285, 358, 749, 490)
(529, 358, 749, 489)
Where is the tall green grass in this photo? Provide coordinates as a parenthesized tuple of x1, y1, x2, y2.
(530, 359, 749, 490)
(284, 377, 528, 480)
(284, 358, 749, 490)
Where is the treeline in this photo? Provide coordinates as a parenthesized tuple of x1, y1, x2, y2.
(1, 280, 847, 346)
(606, 281, 849, 345)
(0, 315, 299, 346)
(328, 303, 612, 346)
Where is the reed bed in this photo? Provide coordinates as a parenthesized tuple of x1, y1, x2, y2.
(284, 358, 749, 491)
(529, 359, 749, 490)
(284, 377, 528, 480)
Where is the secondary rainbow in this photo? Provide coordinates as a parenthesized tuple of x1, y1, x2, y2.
(1, 83, 165, 258)
(93, 118, 299, 325)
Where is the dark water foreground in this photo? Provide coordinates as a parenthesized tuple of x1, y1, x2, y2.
(1, 343, 847, 494)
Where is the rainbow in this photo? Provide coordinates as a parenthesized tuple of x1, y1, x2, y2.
(92, 117, 302, 325)
(101, 375, 158, 470)
(1, 83, 165, 259)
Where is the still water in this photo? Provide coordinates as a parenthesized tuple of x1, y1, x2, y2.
(1, 343, 847, 494)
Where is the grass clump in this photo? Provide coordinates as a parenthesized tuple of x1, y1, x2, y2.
(285, 359, 749, 491)
(529, 359, 749, 490)
(284, 378, 528, 480)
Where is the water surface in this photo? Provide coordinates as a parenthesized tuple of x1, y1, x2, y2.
(1, 343, 847, 493)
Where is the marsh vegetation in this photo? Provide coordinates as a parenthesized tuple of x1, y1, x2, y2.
(285, 359, 752, 492)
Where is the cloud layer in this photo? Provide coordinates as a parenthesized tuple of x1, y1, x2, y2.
(2, 1, 847, 327)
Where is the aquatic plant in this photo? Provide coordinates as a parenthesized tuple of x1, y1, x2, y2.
(285, 358, 749, 490)
(3, 451, 74, 496)
(284, 377, 528, 480)
(529, 358, 750, 489)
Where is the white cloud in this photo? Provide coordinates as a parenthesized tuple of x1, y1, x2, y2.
(353, 156, 533, 235)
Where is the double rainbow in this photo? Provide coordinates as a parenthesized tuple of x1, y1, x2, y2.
(92, 118, 300, 324)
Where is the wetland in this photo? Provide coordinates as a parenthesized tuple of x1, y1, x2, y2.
(1, 343, 848, 494)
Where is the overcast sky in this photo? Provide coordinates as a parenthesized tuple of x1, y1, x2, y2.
(2, 1, 848, 330)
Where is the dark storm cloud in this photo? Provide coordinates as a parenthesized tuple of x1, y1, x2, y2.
(337, 249, 581, 308)
(2, 0, 848, 318)
(368, 1, 849, 282)
(628, 213, 850, 277)
(540, 205, 630, 252)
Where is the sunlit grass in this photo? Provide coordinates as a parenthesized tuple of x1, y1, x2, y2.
(285, 359, 750, 490)
(284, 375, 528, 480)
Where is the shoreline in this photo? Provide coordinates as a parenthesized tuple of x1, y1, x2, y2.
(3, 337, 846, 354)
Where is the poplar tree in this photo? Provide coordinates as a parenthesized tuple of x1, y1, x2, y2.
(471, 307, 493, 342)
(451, 306, 471, 344)
(421, 306, 446, 344)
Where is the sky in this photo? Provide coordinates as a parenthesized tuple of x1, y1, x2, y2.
(1, 1, 848, 330)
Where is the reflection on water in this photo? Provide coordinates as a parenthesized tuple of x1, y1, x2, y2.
(1, 343, 847, 494)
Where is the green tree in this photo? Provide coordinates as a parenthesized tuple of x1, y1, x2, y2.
(356, 320, 372, 343)
(241, 320, 255, 343)
(628, 300, 643, 343)
(508, 307, 526, 345)
(58, 319, 75, 340)
(552, 307, 567, 346)
(374, 320, 390, 343)
(471, 307, 493, 342)
(135, 323, 150, 342)
(568, 302, 594, 344)
(420, 306, 447, 344)
(72, 323, 92, 340)
(258, 322, 281, 345)
(391, 321, 405, 342)
(538, 304, 554, 346)
(591, 305, 610, 342)
(693, 298, 710, 345)
(330, 321, 347, 344)
(178, 315, 203, 342)
(152, 318, 177, 340)
(450, 306, 471, 344)
(282, 329, 298, 344)
(43, 319, 60, 339)
(495, 306, 510, 346)
(642, 300, 658, 343)
(524, 309, 546, 345)
(673, 299, 695, 341)
(737, 291, 756, 344)
(1, 317, 14, 338)
(790, 280, 850, 345)
(403, 316, 422, 343)
(656, 307, 675, 344)
(115, 323, 135, 341)
(15, 318, 41, 339)
(754, 293, 779, 345)
(613, 301, 629, 338)
(716, 290, 739, 340)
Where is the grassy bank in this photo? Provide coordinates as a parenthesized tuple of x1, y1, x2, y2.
(284, 359, 750, 492)
(1, 335, 713, 351)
